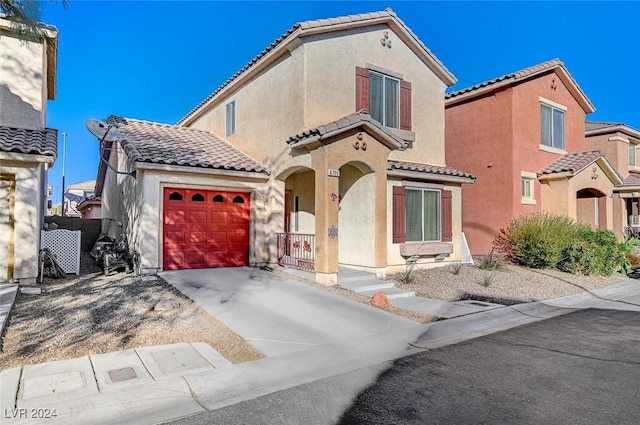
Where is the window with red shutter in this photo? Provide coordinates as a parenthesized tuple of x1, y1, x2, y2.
(392, 186, 406, 243)
(355, 67, 412, 131)
(441, 190, 452, 242)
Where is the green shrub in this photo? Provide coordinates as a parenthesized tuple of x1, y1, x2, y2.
(494, 213, 633, 276)
(494, 213, 576, 269)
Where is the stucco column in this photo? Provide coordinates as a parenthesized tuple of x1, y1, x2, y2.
(312, 152, 339, 285)
(373, 169, 387, 269)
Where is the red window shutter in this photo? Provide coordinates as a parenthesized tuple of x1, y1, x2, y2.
(393, 186, 406, 243)
(355, 66, 369, 111)
(400, 80, 412, 131)
(441, 190, 452, 242)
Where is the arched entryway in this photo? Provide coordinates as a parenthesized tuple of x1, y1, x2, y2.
(338, 161, 375, 267)
(576, 188, 607, 229)
(276, 166, 316, 271)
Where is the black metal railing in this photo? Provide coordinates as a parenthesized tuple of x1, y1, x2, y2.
(276, 233, 315, 272)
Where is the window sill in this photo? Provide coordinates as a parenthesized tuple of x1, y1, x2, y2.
(400, 242, 453, 257)
(539, 145, 566, 155)
(629, 166, 640, 173)
(521, 198, 537, 206)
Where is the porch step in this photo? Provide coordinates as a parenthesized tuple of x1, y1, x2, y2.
(359, 287, 416, 300)
(338, 268, 378, 284)
(340, 279, 395, 293)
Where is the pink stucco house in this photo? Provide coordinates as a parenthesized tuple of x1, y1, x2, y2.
(585, 121, 640, 239)
(445, 59, 622, 255)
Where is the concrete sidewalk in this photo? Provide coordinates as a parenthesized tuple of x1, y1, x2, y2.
(1, 279, 639, 425)
(0, 284, 18, 338)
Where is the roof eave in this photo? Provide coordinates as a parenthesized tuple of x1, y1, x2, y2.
(134, 162, 270, 179)
(387, 169, 476, 184)
(0, 150, 55, 163)
(585, 125, 640, 140)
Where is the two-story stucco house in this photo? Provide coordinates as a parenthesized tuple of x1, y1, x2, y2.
(0, 16, 58, 283)
(585, 122, 640, 239)
(95, 9, 475, 283)
(445, 59, 622, 256)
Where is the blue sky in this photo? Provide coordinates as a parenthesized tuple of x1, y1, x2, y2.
(40, 1, 639, 204)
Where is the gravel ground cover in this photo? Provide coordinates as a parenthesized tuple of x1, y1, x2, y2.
(1, 254, 630, 370)
(393, 263, 629, 305)
(0, 257, 263, 370)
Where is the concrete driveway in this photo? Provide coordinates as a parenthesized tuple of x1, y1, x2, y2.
(159, 267, 417, 356)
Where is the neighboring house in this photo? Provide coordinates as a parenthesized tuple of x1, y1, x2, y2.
(0, 16, 58, 283)
(445, 59, 622, 256)
(95, 9, 475, 283)
(76, 195, 102, 219)
(585, 122, 640, 239)
(63, 179, 96, 217)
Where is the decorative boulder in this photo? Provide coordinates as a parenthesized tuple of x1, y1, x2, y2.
(370, 291, 390, 308)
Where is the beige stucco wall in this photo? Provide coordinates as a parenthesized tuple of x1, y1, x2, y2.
(0, 33, 46, 128)
(338, 164, 376, 267)
(303, 25, 448, 166)
(189, 46, 305, 171)
(0, 161, 44, 282)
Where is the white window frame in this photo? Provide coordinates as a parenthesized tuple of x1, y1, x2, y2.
(521, 171, 537, 205)
(629, 143, 636, 167)
(369, 70, 400, 129)
(225, 100, 236, 137)
(540, 101, 565, 151)
(405, 188, 441, 242)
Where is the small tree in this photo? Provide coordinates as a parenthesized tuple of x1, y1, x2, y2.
(0, 1, 67, 43)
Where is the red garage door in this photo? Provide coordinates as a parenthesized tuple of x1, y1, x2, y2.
(163, 188, 250, 270)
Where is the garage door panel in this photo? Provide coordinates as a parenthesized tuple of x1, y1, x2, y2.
(208, 251, 231, 267)
(229, 230, 248, 244)
(210, 211, 228, 224)
(164, 251, 185, 270)
(226, 250, 248, 266)
(186, 232, 207, 244)
(164, 210, 185, 225)
(163, 188, 250, 270)
(188, 210, 208, 224)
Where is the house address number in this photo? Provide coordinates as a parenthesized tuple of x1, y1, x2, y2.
(328, 169, 340, 177)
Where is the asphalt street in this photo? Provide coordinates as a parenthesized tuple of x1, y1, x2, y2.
(168, 308, 640, 425)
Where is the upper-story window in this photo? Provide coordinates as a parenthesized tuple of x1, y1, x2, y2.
(356, 66, 412, 131)
(629, 143, 636, 167)
(369, 71, 399, 128)
(226, 100, 236, 137)
(540, 103, 565, 150)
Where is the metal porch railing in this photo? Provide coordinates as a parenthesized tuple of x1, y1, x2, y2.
(276, 233, 315, 272)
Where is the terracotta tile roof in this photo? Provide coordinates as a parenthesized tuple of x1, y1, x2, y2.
(388, 160, 476, 180)
(178, 8, 455, 125)
(538, 150, 604, 175)
(445, 59, 595, 113)
(107, 116, 269, 174)
(287, 109, 407, 150)
(619, 173, 640, 188)
(585, 121, 640, 139)
(0, 126, 58, 159)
